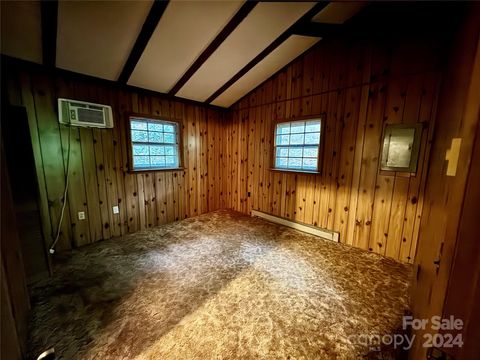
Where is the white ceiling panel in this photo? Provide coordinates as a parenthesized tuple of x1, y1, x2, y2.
(312, 2, 367, 24)
(57, 1, 152, 80)
(128, 1, 243, 93)
(176, 2, 315, 102)
(212, 35, 320, 108)
(1, 0, 42, 64)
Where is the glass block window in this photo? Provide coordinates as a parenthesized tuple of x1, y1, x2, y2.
(129, 117, 180, 170)
(274, 119, 321, 172)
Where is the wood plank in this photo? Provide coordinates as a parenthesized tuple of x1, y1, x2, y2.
(333, 86, 361, 242)
(327, 87, 346, 230)
(176, 102, 187, 219)
(207, 109, 215, 211)
(1, 155, 30, 357)
(235, 109, 244, 212)
(213, 110, 222, 210)
(385, 176, 409, 259)
(279, 173, 288, 219)
(311, 95, 324, 228)
(240, 108, 249, 213)
(369, 175, 394, 255)
(109, 90, 127, 235)
(301, 50, 315, 116)
(198, 107, 207, 214)
(395, 75, 426, 259)
(165, 172, 175, 223)
(199, 107, 208, 214)
(264, 104, 274, 213)
(229, 115, 235, 210)
(73, 83, 112, 242)
(287, 174, 297, 220)
(31, 72, 73, 251)
(60, 112, 90, 247)
(246, 108, 255, 213)
(118, 90, 139, 233)
(258, 105, 267, 213)
(217, 110, 224, 209)
(318, 93, 331, 228)
(187, 105, 198, 216)
(352, 80, 387, 251)
(18, 71, 54, 266)
(295, 174, 307, 223)
(79, 128, 103, 242)
(303, 174, 315, 225)
(402, 73, 440, 262)
(345, 83, 370, 247)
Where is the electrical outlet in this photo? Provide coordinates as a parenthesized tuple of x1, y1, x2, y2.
(78, 211, 86, 220)
(113, 206, 119, 214)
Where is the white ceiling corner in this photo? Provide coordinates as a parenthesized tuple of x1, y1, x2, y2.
(212, 35, 321, 108)
(1, 1, 330, 109)
(128, 0, 244, 93)
(176, 1, 316, 102)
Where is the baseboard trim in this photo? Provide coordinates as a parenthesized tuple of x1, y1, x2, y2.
(251, 210, 339, 242)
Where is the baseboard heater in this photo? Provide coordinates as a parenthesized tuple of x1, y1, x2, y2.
(251, 210, 339, 242)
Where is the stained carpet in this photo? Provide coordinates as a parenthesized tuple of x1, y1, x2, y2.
(28, 210, 411, 359)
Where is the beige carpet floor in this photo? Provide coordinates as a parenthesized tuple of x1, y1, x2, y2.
(28, 210, 411, 360)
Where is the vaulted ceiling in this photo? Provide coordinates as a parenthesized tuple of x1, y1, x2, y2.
(1, 1, 366, 108)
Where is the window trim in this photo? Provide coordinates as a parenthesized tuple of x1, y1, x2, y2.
(126, 113, 184, 173)
(270, 115, 325, 175)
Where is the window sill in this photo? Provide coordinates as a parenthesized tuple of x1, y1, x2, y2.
(129, 167, 184, 174)
(269, 168, 320, 175)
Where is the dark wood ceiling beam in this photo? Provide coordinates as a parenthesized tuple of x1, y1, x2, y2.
(41, 0, 58, 68)
(205, 1, 329, 104)
(2, 55, 227, 111)
(168, 1, 258, 96)
(118, 0, 169, 84)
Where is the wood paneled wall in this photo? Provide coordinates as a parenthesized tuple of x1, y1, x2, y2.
(2, 4, 460, 266)
(409, 5, 480, 358)
(1, 146, 30, 359)
(221, 30, 447, 263)
(4, 64, 225, 252)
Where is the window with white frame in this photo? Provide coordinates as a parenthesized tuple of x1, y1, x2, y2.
(274, 119, 322, 172)
(129, 117, 180, 171)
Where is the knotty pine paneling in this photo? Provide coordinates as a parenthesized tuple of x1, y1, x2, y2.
(3, 64, 225, 252)
(222, 32, 444, 263)
(2, 8, 454, 266)
(409, 5, 480, 358)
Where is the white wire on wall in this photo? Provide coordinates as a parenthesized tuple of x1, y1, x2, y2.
(48, 124, 72, 254)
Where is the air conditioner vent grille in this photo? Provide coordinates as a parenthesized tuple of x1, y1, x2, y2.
(77, 108, 105, 124)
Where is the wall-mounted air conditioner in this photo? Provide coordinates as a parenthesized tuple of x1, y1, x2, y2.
(58, 98, 114, 128)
